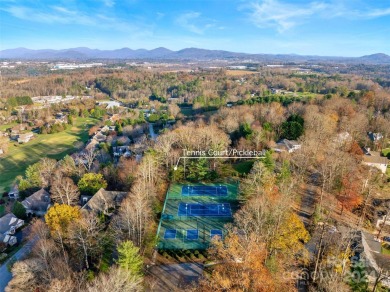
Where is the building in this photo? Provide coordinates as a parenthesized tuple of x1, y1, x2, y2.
(82, 188, 127, 216)
(368, 132, 383, 142)
(17, 132, 34, 144)
(362, 148, 389, 174)
(21, 188, 51, 216)
(274, 139, 301, 153)
(113, 146, 131, 158)
(8, 184, 19, 199)
(0, 213, 24, 246)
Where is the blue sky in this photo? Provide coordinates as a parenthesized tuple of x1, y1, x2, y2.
(1, 0, 390, 56)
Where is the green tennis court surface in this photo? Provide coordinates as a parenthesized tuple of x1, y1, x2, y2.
(157, 181, 239, 250)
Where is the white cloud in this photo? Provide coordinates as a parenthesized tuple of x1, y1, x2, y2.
(1, 5, 143, 32)
(103, 0, 115, 7)
(176, 12, 216, 34)
(247, 0, 327, 32)
(245, 0, 390, 32)
(176, 12, 203, 34)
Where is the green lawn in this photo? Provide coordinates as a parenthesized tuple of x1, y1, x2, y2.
(0, 117, 98, 193)
(381, 243, 390, 255)
(0, 205, 5, 217)
(382, 148, 390, 158)
(233, 160, 255, 174)
(0, 123, 18, 131)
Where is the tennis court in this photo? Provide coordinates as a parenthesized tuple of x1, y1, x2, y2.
(181, 185, 228, 197)
(156, 181, 239, 250)
(210, 229, 223, 239)
(178, 203, 232, 217)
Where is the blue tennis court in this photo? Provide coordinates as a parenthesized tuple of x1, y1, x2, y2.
(210, 229, 223, 239)
(164, 229, 177, 239)
(178, 203, 232, 217)
(181, 185, 228, 197)
(187, 229, 198, 240)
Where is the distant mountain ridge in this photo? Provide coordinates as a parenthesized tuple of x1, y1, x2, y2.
(1, 47, 390, 64)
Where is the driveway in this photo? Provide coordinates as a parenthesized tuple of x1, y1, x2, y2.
(0, 226, 36, 292)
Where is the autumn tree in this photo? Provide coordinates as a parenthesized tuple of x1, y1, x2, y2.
(199, 233, 279, 292)
(45, 204, 81, 265)
(78, 173, 107, 195)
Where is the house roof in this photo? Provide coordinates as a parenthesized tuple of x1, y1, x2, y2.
(0, 213, 24, 234)
(21, 188, 51, 212)
(275, 139, 301, 152)
(82, 188, 127, 214)
(0, 233, 16, 245)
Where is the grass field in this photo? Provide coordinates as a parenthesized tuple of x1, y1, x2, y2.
(0, 123, 18, 131)
(382, 148, 390, 158)
(233, 160, 255, 174)
(381, 243, 390, 255)
(0, 205, 5, 217)
(0, 117, 98, 193)
(157, 181, 239, 250)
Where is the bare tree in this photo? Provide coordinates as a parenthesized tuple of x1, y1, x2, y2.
(69, 212, 104, 270)
(51, 175, 80, 205)
(85, 266, 142, 292)
(111, 189, 151, 248)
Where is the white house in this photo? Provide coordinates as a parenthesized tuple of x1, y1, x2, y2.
(362, 148, 389, 174)
(0, 213, 24, 246)
(274, 139, 301, 153)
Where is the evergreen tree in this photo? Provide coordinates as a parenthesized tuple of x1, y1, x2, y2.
(117, 241, 143, 276)
(12, 201, 27, 219)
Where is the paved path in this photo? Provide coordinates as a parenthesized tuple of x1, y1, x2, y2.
(297, 174, 318, 227)
(146, 263, 203, 291)
(149, 123, 157, 141)
(0, 235, 36, 292)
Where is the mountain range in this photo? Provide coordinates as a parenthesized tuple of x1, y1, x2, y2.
(1, 47, 390, 64)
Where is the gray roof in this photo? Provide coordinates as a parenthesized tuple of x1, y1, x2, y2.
(21, 188, 51, 212)
(0, 213, 23, 234)
(82, 188, 127, 214)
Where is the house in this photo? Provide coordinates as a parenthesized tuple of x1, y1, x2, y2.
(17, 132, 34, 144)
(362, 148, 389, 174)
(8, 184, 19, 199)
(0, 213, 24, 246)
(80, 195, 93, 206)
(274, 139, 301, 153)
(113, 146, 131, 157)
(334, 132, 352, 145)
(100, 125, 110, 134)
(82, 188, 127, 215)
(21, 188, 51, 216)
(368, 132, 383, 142)
(93, 133, 107, 143)
(55, 112, 67, 123)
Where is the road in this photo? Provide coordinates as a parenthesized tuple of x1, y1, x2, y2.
(298, 174, 318, 227)
(149, 123, 158, 141)
(0, 228, 36, 292)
